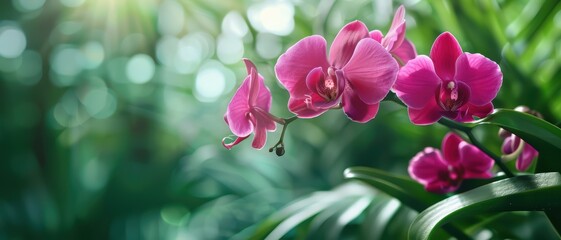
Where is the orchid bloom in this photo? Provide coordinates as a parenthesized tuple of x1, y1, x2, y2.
(370, 5, 417, 65)
(393, 32, 502, 125)
(408, 133, 494, 194)
(222, 59, 278, 150)
(275, 21, 399, 123)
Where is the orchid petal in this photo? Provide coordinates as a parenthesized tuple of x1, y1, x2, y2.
(392, 38, 417, 65)
(501, 135, 516, 154)
(370, 30, 383, 43)
(222, 135, 249, 150)
(251, 113, 276, 149)
(226, 77, 253, 137)
(455, 53, 502, 106)
(407, 98, 442, 125)
(276, 36, 330, 99)
(287, 96, 329, 118)
(430, 32, 463, 81)
(341, 86, 379, 123)
(244, 59, 260, 106)
(408, 148, 446, 184)
(517, 142, 538, 171)
(457, 103, 494, 122)
(329, 21, 370, 68)
(383, 6, 406, 52)
(459, 142, 494, 179)
(393, 55, 440, 109)
(442, 132, 463, 165)
(409, 148, 459, 193)
(343, 38, 398, 104)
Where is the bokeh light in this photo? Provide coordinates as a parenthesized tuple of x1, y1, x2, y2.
(0, 24, 27, 59)
(12, 0, 46, 12)
(59, 0, 85, 8)
(126, 54, 155, 84)
(247, 1, 294, 36)
(194, 60, 235, 103)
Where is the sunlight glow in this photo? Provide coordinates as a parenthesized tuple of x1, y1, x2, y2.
(248, 1, 294, 36)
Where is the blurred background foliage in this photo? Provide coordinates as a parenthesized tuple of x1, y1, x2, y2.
(1, 0, 560, 239)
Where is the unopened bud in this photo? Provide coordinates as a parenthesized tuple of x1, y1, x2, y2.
(275, 146, 285, 156)
(498, 128, 511, 139)
(514, 105, 543, 119)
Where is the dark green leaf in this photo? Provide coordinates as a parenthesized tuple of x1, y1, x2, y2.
(475, 108, 561, 173)
(409, 172, 561, 240)
(343, 167, 444, 212)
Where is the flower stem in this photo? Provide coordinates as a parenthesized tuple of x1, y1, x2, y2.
(269, 116, 298, 155)
(384, 94, 515, 177)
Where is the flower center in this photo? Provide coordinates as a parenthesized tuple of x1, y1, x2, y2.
(439, 165, 464, 188)
(436, 81, 470, 112)
(318, 67, 339, 100)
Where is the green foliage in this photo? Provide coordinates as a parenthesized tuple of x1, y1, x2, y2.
(409, 172, 561, 240)
(1, 0, 561, 239)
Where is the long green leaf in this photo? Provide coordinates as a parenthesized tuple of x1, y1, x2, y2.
(343, 167, 444, 212)
(475, 109, 561, 173)
(409, 172, 561, 240)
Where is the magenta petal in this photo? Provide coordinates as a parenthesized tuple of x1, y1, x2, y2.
(251, 113, 276, 149)
(392, 39, 417, 65)
(459, 142, 494, 179)
(251, 119, 267, 150)
(383, 5, 406, 51)
(408, 148, 447, 183)
(243, 59, 260, 106)
(288, 96, 328, 118)
(389, 5, 406, 33)
(305, 67, 324, 93)
(226, 77, 253, 137)
(457, 103, 494, 122)
(343, 38, 398, 104)
(370, 30, 383, 43)
(276, 36, 330, 99)
(408, 98, 442, 125)
(455, 53, 502, 106)
(517, 142, 538, 171)
(430, 32, 463, 81)
(393, 55, 441, 109)
(442, 133, 463, 164)
(501, 135, 516, 154)
(329, 21, 370, 68)
(341, 87, 379, 123)
(222, 135, 249, 150)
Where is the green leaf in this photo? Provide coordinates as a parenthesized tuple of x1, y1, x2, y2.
(409, 172, 561, 240)
(475, 108, 561, 173)
(343, 167, 444, 212)
(244, 182, 375, 240)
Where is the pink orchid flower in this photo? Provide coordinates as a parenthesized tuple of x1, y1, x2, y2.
(393, 32, 502, 125)
(222, 59, 278, 150)
(502, 134, 538, 171)
(408, 133, 494, 194)
(275, 21, 399, 123)
(370, 5, 417, 66)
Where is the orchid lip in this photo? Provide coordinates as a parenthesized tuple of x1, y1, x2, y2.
(315, 67, 340, 101)
(436, 81, 471, 112)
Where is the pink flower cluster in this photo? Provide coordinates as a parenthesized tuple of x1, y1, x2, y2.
(408, 133, 494, 193)
(221, 5, 535, 194)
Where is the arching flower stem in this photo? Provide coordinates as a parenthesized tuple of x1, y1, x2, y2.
(384, 92, 515, 177)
